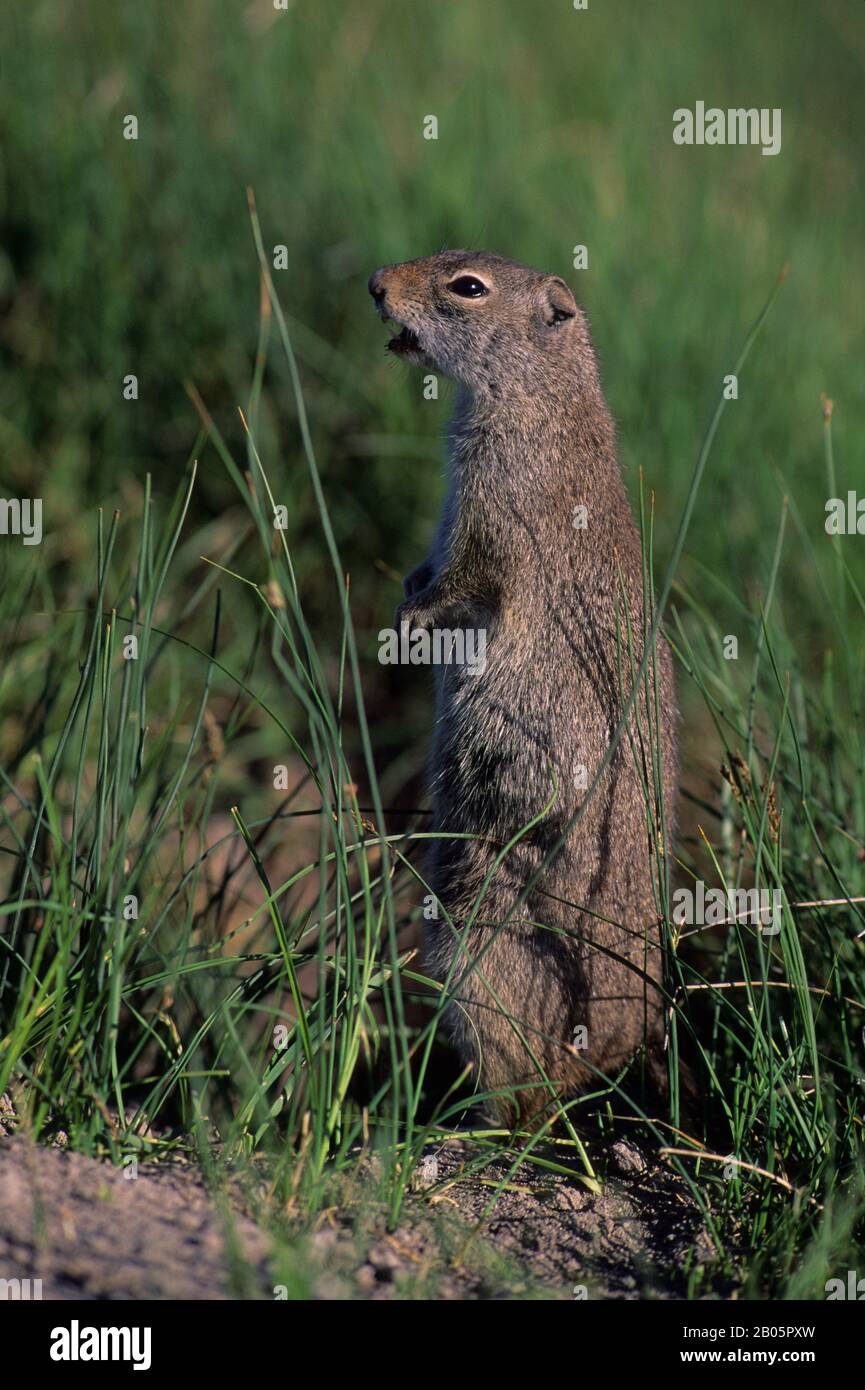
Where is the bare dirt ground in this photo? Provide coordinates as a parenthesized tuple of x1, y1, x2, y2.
(0, 1123, 713, 1300)
(0, 1137, 271, 1300)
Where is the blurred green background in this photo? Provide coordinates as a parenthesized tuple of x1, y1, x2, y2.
(2, 6, 865, 1283)
(1, 0, 863, 716)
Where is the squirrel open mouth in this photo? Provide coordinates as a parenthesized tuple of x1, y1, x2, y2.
(388, 324, 421, 355)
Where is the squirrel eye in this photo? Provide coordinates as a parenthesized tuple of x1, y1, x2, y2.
(448, 275, 488, 298)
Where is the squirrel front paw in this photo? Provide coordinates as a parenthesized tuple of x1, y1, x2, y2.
(395, 594, 436, 632)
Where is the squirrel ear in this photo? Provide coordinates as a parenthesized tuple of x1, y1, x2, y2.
(539, 276, 577, 327)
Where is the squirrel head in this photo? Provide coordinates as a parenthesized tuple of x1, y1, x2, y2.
(368, 251, 595, 400)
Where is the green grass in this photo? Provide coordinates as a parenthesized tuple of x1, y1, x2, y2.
(1, 0, 864, 1298)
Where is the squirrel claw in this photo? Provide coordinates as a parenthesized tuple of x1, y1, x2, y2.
(395, 597, 432, 633)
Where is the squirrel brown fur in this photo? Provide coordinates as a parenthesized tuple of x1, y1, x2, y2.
(369, 250, 679, 1127)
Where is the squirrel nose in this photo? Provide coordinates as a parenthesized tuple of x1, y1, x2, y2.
(368, 271, 388, 307)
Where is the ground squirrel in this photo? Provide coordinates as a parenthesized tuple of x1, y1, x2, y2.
(369, 250, 678, 1126)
